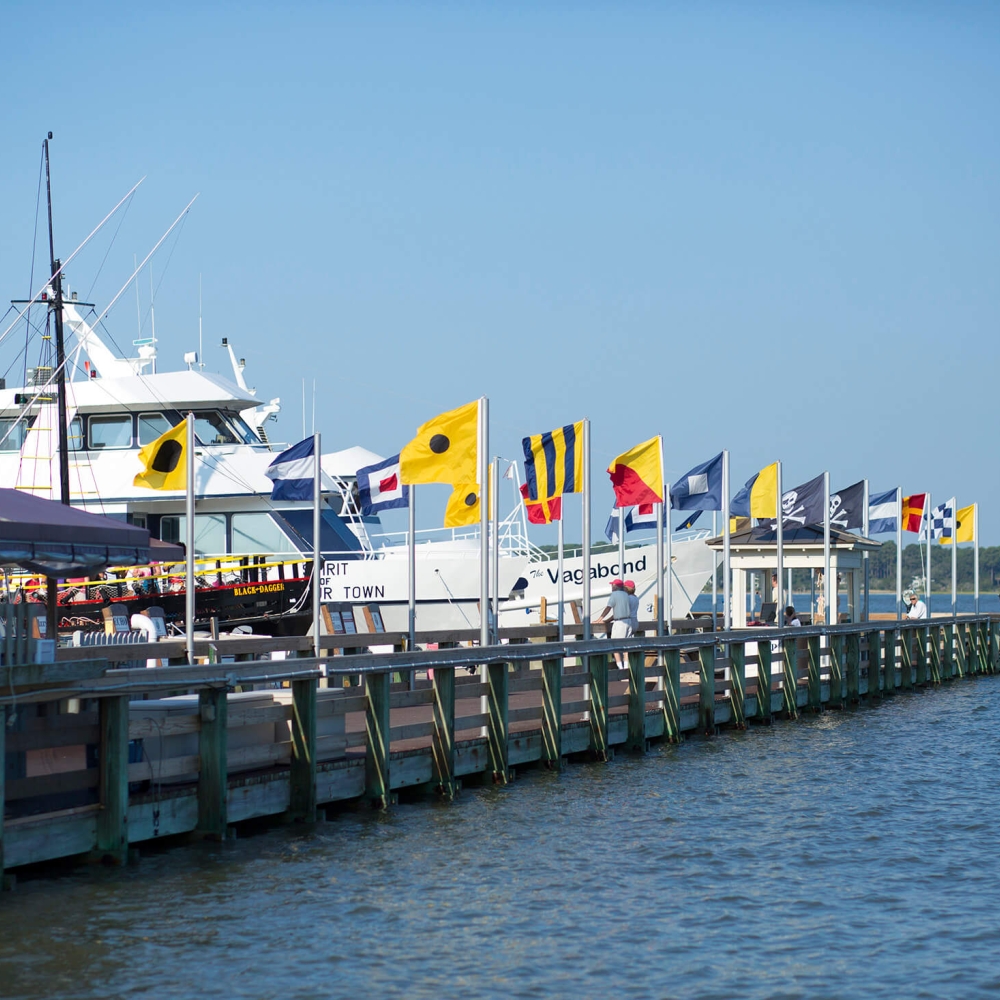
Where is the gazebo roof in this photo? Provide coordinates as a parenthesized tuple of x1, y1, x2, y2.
(706, 522, 882, 552)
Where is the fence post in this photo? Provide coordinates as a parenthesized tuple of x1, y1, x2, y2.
(807, 635, 822, 710)
(487, 661, 509, 783)
(589, 654, 609, 759)
(829, 635, 844, 708)
(196, 687, 229, 840)
(914, 626, 929, 686)
(542, 657, 563, 765)
(365, 670, 391, 808)
(955, 622, 968, 678)
(431, 665, 456, 798)
(782, 637, 797, 719)
(287, 677, 317, 822)
(756, 641, 772, 722)
(663, 648, 682, 741)
(729, 642, 745, 728)
(990, 620, 999, 674)
(899, 628, 913, 691)
(929, 625, 942, 684)
(845, 633, 860, 704)
(699, 645, 716, 733)
(942, 624, 954, 680)
(626, 650, 646, 751)
(883, 631, 897, 695)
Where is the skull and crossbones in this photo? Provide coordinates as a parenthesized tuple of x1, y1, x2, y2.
(829, 493, 848, 529)
(781, 489, 807, 525)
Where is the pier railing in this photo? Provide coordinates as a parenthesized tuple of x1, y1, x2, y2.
(0, 615, 995, 882)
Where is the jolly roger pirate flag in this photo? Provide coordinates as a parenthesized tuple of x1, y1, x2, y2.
(765, 473, 825, 530)
(829, 481, 865, 531)
(400, 400, 479, 486)
(133, 418, 187, 491)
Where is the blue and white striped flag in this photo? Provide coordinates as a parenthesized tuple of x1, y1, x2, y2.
(868, 488, 899, 534)
(266, 437, 318, 501)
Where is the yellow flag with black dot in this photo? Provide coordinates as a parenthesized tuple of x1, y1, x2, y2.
(400, 400, 479, 485)
(133, 419, 187, 491)
(444, 483, 481, 527)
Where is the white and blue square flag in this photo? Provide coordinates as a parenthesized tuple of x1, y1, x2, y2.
(868, 488, 898, 534)
(266, 437, 320, 501)
(357, 454, 409, 515)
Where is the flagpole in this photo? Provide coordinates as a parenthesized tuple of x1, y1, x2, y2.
(618, 507, 625, 581)
(312, 431, 322, 659)
(722, 449, 731, 632)
(491, 456, 500, 642)
(925, 491, 932, 617)
(185, 412, 195, 664)
(655, 500, 664, 638)
(775, 460, 784, 614)
(408, 485, 416, 650)
(862, 479, 870, 622)
(479, 397, 489, 648)
(823, 471, 831, 626)
(974, 503, 980, 614)
(665, 483, 673, 636)
(951, 496, 957, 617)
(711, 510, 718, 631)
(557, 510, 565, 641)
(895, 487, 902, 617)
(582, 418, 591, 640)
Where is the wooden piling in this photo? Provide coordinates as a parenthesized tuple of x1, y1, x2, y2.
(729, 642, 746, 728)
(663, 649, 682, 741)
(699, 645, 716, 733)
(899, 629, 913, 691)
(781, 637, 797, 719)
(626, 651, 646, 751)
(929, 625, 943, 684)
(196, 688, 228, 839)
(865, 630, 881, 700)
(95, 695, 130, 862)
(829, 635, 844, 708)
(943, 624, 954, 680)
(542, 657, 563, 765)
(757, 641, 772, 722)
(431, 665, 456, 798)
(365, 671, 390, 808)
(287, 678, 317, 822)
(807, 635, 822, 709)
(588, 654, 609, 759)
(845, 633, 860, 704)
(487, 661, 509, 782)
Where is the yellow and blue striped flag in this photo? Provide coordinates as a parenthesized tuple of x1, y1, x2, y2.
(522, 422, 584, 501)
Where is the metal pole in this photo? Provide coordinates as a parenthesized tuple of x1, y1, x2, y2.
(312, 432, 322, 659)
(895, 487, 902, 617)
(775, 460, 784, 614)
(408, 485, 416, 648)
(722, 450, 731, 632)
(823, 471, 831, 626)
(582, 418, 591, 640)
(185, 412, 195, 664)
(491, 456, 500, 641)
(618, 508, 625, 581)
(557, 512, 565, 641)
(951, 496, 957, 616)
(665, 484, 673, 636)
(862, 479, 870, 622)
(925, 491, 932, 617)
(712, 510, 718, 631)
(974, 503, 980, 614)
(655, 500, 664, 637)
(479, 397, 490, 648)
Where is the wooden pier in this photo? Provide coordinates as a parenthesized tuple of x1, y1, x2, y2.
(0, 615, 996, 880)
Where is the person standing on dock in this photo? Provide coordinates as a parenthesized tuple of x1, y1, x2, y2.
(904, 590, 927, 619)
(625, 579, 640, 636)
(596, 579, 632, 667)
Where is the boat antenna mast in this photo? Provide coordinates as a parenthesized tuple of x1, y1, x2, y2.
(43, 132, 71, 508)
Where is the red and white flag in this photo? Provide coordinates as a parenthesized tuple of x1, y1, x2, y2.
(357, 454, 409, 514)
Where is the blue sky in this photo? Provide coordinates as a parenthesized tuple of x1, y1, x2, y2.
(1, 3, 997, 542)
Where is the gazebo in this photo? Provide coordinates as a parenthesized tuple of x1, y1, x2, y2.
(707, 522, 881, 626)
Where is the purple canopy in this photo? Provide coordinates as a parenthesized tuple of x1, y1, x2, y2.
(0, 488, 184, 576)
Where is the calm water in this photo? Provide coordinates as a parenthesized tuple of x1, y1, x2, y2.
(4, 681, 1000, 997)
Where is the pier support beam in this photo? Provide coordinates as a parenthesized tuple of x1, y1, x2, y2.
(542, 657, 563, 766)
(287, 678, 317, 823)
(955, 623, 968, 678)
(663, 649, 682, 741)
(943, 624, 954, 680)
(196, 687, 228, 839)
(729, 642, 746, 728)
(431, 666, 456, 798)
(756, 642, 772, 722)
(588, 654, 609, 759)
(0, 707, 7, 879)
(781, 637, 797, 719)
(365, 671, 390, 808)
(899, 629, 913, 691)
(626, 651, 646, 751)
(845, 633, 860, 705)
(929, 625, 942, 684)
(829, 636, 844, 708)
(864, 631, 880, 700)
(95, 695, 129, 863)
(915, 627, 929, 686)
(808, 636, 822, 710)
(699, 645, 715, 733)
(487, 661, 509, 783)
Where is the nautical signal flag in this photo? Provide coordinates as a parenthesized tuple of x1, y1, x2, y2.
(356, 454, 409, 515)
(522, 422, 583, 501)
(400, 400, 479, 485)
(941, 503, 975, 544)
(133, 419, 186, 491)
(265, 436, 325, 501)
(901, 493, 927, 533)
(930, 500, 955, 542)
(671, 452, 723, 511)
(519, 483, 561, 524)
(868, 488, 899, 534)
(444, 483, 481, 527)
(607, 436, 663, 508)
(730, 462, 779, 518)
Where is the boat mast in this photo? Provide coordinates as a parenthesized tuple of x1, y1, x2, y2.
(43, 133, 71, 507)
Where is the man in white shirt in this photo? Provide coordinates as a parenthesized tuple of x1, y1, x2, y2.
(904, 590, 928, 619)
(595, 579, 632, 668)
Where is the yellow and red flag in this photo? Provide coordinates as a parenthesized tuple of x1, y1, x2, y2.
(901, 493, 927, 533)
(607, 436, 663, 508)
(519, 483, 561, 524)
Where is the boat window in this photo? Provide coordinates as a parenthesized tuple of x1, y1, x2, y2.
(228, 414, 261, 444)
(0, 416, 33, 451)
(168, 514, 227, 555)
(89, 414, 133, 450)
(232, 513, 299, 554)
(68, 417, 83, 451)
(193, 411, 238, 446)
(138, 412, 173, 445)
